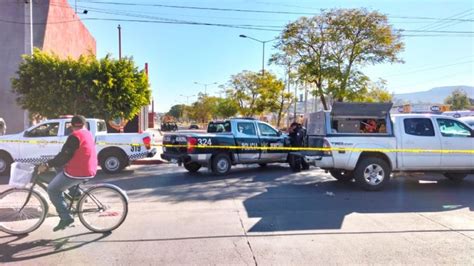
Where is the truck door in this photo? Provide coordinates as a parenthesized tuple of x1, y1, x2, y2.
(234, 121, 260, 163)
(19, 121, 63, 163)
(435, 118, 474, 169)
(400, 118, 442, 169)
(257, 122, 286, 161)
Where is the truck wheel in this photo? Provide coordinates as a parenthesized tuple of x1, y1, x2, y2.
(184, 162, 201, 173)
(329, 170, 354, 182)
(100, 151, 127, 174)
(0, 153, 13, 176)
(443, 173, 467, 183)
(354, 158, 390, 191)
(212, 154, 231, 175)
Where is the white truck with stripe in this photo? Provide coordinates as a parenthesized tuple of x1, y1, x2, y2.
(303, 103, 474, 191)
(0, 117, 156, 176)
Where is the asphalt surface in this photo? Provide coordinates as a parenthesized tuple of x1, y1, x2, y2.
(0, 164, 473, 265)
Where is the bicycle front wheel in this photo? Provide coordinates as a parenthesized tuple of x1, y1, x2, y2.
(0, 188, 48, 235)
(78, 185, 128, 233)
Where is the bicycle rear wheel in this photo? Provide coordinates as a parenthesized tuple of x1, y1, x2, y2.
(77, 185, 128, 233)
(0, 188, 48, 235)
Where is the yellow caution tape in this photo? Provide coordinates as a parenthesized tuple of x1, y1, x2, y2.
(1, 139, 473, 154)
(160, 144, 474, 154)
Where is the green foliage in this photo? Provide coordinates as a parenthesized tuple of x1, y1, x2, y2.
(11, 49, 150, 120)
(273, 8, 404, 109)
(348, 78, 393, 103)
(186, 93, 220, 123)
(216, 98, 239, 119)
(166, 104, 185, 120)
(444, 89, 470, 110)
(226, 71, 289, 117)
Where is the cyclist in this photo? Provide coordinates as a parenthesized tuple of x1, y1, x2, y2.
(38, 115, 98, 231)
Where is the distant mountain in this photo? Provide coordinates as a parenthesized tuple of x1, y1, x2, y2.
(393, 86, 474, 104)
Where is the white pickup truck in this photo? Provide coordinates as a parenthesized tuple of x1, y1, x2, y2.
(0, 117, 156, 176)
(303, 103, 474, 191)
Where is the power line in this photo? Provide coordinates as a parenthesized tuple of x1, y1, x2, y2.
(385, 60, 474, 77)
(76, 0, 474, 22)
(417, 9, 473, 31)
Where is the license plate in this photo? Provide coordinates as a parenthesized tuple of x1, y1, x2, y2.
(171, 159, 178, 163)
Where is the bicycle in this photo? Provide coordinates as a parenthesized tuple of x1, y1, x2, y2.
(0, 165, 128, 235)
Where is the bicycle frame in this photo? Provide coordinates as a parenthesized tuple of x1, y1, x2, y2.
(18, 168, 105, 216)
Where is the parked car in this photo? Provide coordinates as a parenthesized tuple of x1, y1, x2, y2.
(161, 118, 290, 175)
(189, 124, 199, 129)
(300, 102, 474, 191)
(0, 117, 156, 176)
(161, 122, 178, 131)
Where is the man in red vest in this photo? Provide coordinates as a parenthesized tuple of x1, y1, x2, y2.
(38, 115, 98, 231)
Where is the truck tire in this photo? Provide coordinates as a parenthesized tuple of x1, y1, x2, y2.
(329, 170, 354, 182)
(354, 157, 391, 191)
(184, 162, 201, 173)
(100, 151, 127, 174)
(0, 153, 13, 176)
(211, 154, 231, 175)
(443, 173, 467, 183)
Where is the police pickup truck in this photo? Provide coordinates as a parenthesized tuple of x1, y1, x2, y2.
(0, 117, 156, 176)
(161, 118, 290, 175)
(302, 102, 474, 191)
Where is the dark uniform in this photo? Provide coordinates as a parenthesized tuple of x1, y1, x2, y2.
(288, 122, 309, 172)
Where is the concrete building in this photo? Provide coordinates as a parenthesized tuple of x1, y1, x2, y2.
(0, 0, 95, 134)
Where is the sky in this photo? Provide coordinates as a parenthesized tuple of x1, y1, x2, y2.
(69, 0, 474, 112)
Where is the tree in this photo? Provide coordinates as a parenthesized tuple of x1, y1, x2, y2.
(216, 98, 239, 119)
(273, 8, 404, 109)
(226, 71, 288, 117)
(167, 104, 185, 121)
(444, 89, 470, 110)
(186, 93, 219, 123)
(11, 49, 150, 120)
(350, 78, 393, 103)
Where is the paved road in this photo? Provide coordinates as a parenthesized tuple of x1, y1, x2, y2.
(1, 164, 473, 265)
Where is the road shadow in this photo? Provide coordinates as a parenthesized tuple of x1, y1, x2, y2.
(243, 174, 474, 232)
(92, 164, 297, 202)
(0, 232, 111, 263)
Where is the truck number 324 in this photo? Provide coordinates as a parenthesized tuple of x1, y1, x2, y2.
(198, 138, 212, 146)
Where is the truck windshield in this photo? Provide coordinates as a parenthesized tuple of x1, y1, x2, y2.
(207, 122, 231, 133)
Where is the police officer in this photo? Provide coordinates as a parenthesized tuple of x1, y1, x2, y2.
(0, 117, 6, 136)
(288, 122, 309, 171)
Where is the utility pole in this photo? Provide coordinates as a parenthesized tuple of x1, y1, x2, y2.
(23, 0, 34, 129)
(293, 82, 297, 123)
(118, 24, 122, 59)
(304, 83, 308, 117)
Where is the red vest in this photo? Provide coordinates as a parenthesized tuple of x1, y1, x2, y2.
(64, 129, 98, 178)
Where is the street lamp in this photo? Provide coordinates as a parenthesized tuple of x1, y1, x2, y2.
(239, 34, 276, 76)
(194, 82, 217, 95)
(179, 94, 196, 105)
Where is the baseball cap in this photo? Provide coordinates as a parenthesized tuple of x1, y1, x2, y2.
(71, 115, 86, 127)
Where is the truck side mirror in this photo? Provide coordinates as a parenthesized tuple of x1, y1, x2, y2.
(277, 131, 282, 137)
